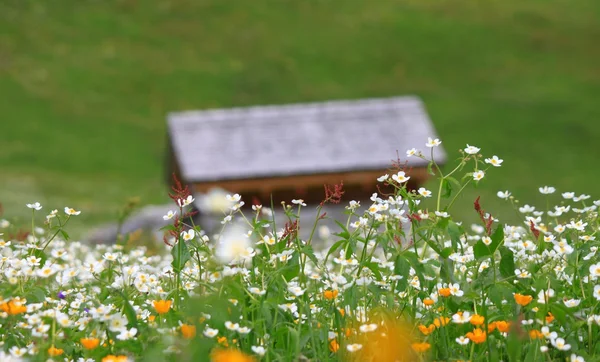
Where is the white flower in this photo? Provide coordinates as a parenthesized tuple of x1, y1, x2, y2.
(177, 195, 195, 208)
(215, 226, 254, 264)
(9, 346, 28, 358)
(452, 312, 471, 324)
(347, 344, 363, 352)
(539, 186, 556, 194)
(551, 337, 571, 351)
(197, 188, 234, 213)
(426, 137, 442, 148)
(226, 194, 242, 202)
(181, 229, 195, 242)
(359, 323, 378, 333)
(418, 188, 432, 197)
(519, 204, 535, 213)
(377, 174, 389, 182)
(288, 286, 305, 297)
(497, 190, 511, 199)
(485, 155, 503, 167)
(163, 210, 176, 220)
(571, 354, 585, 362)
(594, 285, 600, 301)
(449, 283, 463, 296)
(481, 236, 492, 246)
(64, 207, 81, 216)
(117, 327, 138, 340)
(26, 202, 42, 211)
(464, 144, 480, 155)
(537, 289, 555, 304)
(562, 192, 575, 199)
(238, 326, 252, 334)
(251, 346, 266, 356)
(406, 148, 418, 157)
(473, 170, 485, 181)
(108, 314, 129, 332)
(291, 199, 307, 207)
(225, 321, 239, 331)
(563, 299, 581, 308)
(515, 269, 531, 279)
(249, 287, 266, 296)
(540, 346, 549, 353)
(392, 171, 410, 184)
(456, 336, 470, 345)
(435, 211, 450, 218)
(590, 263, 600, 279)
(203, 327, 218, 338)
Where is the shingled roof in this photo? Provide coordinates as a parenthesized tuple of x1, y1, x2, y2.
(166, 96, 446, 189)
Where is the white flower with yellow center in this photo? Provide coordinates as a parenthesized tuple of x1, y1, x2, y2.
(392, 171, 410, 184)
(163, 210, 175, 220)
(539, 186, 556, 194)
(481, 236, 492, 246)
(359, 323, 378, 333)
(64, 207, 81, 216)
(485, 155, 503, 167)
(406, 148, 418, 157)
(26, 202, 42, 211)
(452, 311, 471, 324)
(594, 285, 600, 301)
(249, 287, 266, 296)
(203, 327, 218, 338)
(426, 137, 442, 148)
(473, 170, 485, 181)
(215, 226, 254, 264)
(456, 336, 470, 345)
(181, 229, 195, 242)
(347, 344, 363, 352)
(196, 189, 233, 213)
(497, 190, 511, 199)
(563, 299, 581, 308)
(551, 337, 571, 351)
(464, 144, 480, 155)
(418, 187, 432, 197)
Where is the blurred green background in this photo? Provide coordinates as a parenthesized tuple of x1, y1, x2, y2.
(1, 0, 598, 235)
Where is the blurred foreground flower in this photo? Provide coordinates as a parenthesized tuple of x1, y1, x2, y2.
(210, 348, 256, 362)
(352, 315, 417, 361)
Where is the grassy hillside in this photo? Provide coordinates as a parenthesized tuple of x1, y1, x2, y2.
(1, 0, 599, 234)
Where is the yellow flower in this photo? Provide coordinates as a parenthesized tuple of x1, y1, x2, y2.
(80, 337, 100, 350)
(470, 314, 485, 326)
(48, 346, 64, 356)
(433, 316, 450, 328)
(211, 348, 256, 362)
(418, 324, 436, 335)
(423, 298, 435, 306)
(529, 329, 544, 339)
(217, 336, 229, 347)
(181, 324, 196, 339)
(102, 356, 129, 362)
(495, 320, 510, 333)
(411, 342, 431, 353)
(0, 298, 27, 315)
(153, 300, 172, 314)
(466, 328, 487, 344)
(329, 339, 340, 353)
(323, 290, 339, 300)
(438, 288, 452, 297)
(514, 293, 533, 306)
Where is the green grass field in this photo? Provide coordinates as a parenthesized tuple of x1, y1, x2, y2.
(1, 0, 599, 235)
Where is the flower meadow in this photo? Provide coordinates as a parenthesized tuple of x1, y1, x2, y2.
(1, 139, 600, 362)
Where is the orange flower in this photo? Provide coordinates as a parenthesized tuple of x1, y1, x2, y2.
(546, 312, 554, 324)
(48, 346, 64, 357)
(487, 321, 497, 333)
(211, 348, 256, 362)
(329, 339, 340, 353)
(181, 324, 196, 339)
(418, 324, 436, 335)
(153, 300, 172, 314)
(514, 293, 533, 306)
(102, 356, 129, 362)
(470, 314, 485, 326)
(323, 290, 339, 300)
(466, 328, 487, 344)
(338, 308, 345, 317)
(411, 342, 431, 353)
(438, 288, 452, 297)
(80, 337, 100, 350)
(423, 298, 435, 306)
(433, 317, 450, 328)
(148, 315, 156, 323)
(495, 321, 510, 333)
(0, 299, 28, 315)
(529, 329, 544, 339)
(217, 336, 229, 347)
(345, 328, 352, 337)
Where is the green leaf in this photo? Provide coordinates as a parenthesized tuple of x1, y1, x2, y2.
(474, 225, 504, 259)
(447, 221, 462, 250)
(442, 178, 452, 198)
(333, 220, 350, 239)
(59, 229, 70, 241)
(364, 262, 383, 280)
(171, 239, 191, 274)
(427, 161, 435, 176)
(507, 324, 523, 362)
(301, 245, 318, 265)
(499, 247, 516, 280)
(325, 238, 347, 262)
(25, 287, 46, 303)
(280, 253, 300, 282)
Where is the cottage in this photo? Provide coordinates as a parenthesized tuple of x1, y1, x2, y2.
(166, 96, 446, 205)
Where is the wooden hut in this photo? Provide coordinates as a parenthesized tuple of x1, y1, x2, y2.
(166, 96, 446, 205)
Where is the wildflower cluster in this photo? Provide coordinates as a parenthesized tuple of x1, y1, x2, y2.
(0, 139, 598, 361)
